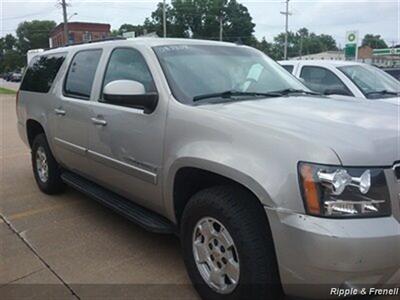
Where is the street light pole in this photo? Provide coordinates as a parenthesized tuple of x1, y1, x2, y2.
(280, 0, 291, 60)
(61, 0, 69, 45)
(163, 0, 167, 38)
(68, 12, 78, 21)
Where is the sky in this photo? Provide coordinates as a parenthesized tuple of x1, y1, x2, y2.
(1, 0, 399, 47)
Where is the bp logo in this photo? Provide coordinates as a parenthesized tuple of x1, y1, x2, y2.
(347, 33, 356, 43)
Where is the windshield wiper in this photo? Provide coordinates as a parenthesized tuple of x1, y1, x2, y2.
(365, 90, 399, 96)
(268, 88, 321, 96)
(193, 90, 282, 102)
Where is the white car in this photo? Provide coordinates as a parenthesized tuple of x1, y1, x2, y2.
(279, 60, 399, 105)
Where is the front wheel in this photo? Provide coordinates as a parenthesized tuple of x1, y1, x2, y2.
(181, 185, 282, 300)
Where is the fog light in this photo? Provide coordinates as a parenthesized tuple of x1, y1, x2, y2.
(325, 200, 385, 216)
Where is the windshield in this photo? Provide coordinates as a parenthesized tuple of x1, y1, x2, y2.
(153, 45, 308, 104)
(338, 64, 400, 99)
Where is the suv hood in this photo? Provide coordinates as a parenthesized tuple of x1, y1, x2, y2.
(200, 96, 399, 166)
(379, 97, 400, 106)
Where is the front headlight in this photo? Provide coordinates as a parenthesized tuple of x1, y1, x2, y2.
(298, 162, 391, 218)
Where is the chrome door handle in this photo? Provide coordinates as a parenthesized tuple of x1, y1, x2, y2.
(54, 108, 66, 116)
(91, 117, 107, 126)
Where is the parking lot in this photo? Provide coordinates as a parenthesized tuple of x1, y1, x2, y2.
(0, 93, 199, 299)
(0, 79, 20, 91)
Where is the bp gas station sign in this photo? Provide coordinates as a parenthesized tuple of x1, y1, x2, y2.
(345, 31, 359, 60)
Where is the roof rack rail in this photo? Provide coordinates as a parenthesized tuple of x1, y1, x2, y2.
(67, 36, 127, 47)
(45, 36, 127, 51)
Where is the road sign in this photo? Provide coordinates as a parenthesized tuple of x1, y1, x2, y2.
(373, 48, 400, 56)
(345, 44, 357, 59)
(345, 30, 359, 61)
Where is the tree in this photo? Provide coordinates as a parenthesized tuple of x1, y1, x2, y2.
(139, 0, 255, 44)
(254, 37, 270, 53)
(0, 34, 24, 73)
(362, 34, 388, 49)
(3, 34, 17, 51)
(1, 50, 24, 72)
(222, 0, 255, 45)
(273, 28, 338, 60)
(16, 20, 56, 54)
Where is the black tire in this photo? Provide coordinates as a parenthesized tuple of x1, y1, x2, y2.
(181, 185, 283, 300)
(31, 133, 65, 194)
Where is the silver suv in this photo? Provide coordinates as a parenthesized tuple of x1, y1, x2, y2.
(17, 38, 399, 300)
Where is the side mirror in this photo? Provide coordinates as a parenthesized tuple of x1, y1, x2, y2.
(324, 88, 351, 96)
(103, 80, 158, 114)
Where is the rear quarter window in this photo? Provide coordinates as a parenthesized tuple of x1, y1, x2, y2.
(20, 53, 67, 93)
(64, 49, 102, 100)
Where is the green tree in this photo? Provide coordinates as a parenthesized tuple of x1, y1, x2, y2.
(16, 20, 56, 54)
(362, 34, 388, 49)
(148, 2, 179, 37)
(110, 29, 120, 37)
(141, 0, 255, 44)
(222, 0, 255, 45)
(273, 28, 338, 60)
(1, 50, 24, 72)
(4, 34, 17, 51)
(254, 37, 270, 53)
(0, 34, 24, 73)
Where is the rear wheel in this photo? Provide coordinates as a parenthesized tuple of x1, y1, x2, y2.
(181, 185, 282, 300)
(31, 133, 65, 194)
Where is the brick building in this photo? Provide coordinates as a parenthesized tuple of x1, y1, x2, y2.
(358, 45, 400, 67)
(50, 22, 111, 48)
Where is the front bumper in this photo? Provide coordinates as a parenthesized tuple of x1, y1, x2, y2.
(266, 209, 400, 299)
(266, 168, 400, 299)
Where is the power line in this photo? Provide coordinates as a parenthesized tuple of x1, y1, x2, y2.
(2, 8, 57, 21)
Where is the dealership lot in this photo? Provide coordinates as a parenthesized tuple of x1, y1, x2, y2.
(0, 94, 199, 299)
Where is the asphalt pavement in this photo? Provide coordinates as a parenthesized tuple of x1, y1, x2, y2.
(0, 94, 199, 299)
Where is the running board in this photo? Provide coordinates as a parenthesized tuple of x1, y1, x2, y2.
(61, 171, 176, 234)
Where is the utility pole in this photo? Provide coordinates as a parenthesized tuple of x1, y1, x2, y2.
(60, 0, 69, 45)
(219, 16, 223, 41)
(299, 35, 303, 59)
(280, 0, 291, 60)
(163, 0, 167, 38)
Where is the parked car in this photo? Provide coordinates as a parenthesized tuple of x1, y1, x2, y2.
(3, 71, 22, 82)
(383, 67, 400, 81)
(17, 38, 399, 300)
(10, 72, 22, 82)
(3, 72, 12, 81)
(279, 60, 399, 105)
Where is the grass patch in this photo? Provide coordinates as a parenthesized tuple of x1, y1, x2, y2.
(0, 87, 16, 94)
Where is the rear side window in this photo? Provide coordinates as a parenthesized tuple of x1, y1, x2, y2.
(64, 49, 102, 100)
(20, 53, 66, 93)
(282, 65, 294, 73)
